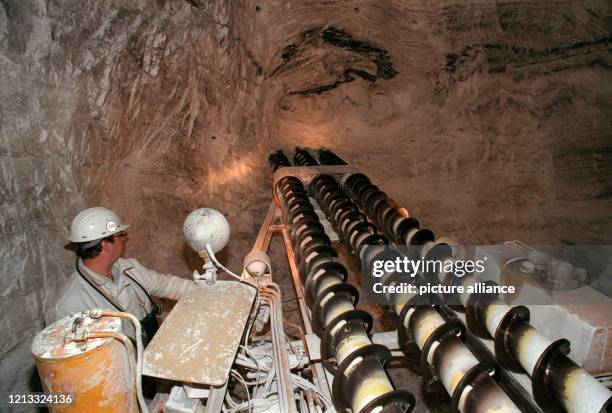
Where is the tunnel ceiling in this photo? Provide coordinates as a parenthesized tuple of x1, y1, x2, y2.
(1, 0, 611, 354)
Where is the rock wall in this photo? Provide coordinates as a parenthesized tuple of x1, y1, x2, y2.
(0, 0, 610, 398)
(61, 0, 270, 276)
(0, 0, 83, 359)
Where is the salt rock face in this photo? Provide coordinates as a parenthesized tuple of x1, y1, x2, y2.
(0, 0, 610, 380)
(65, 0, 271, 281)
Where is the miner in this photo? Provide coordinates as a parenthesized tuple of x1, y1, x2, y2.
(53, 207, 196, 344)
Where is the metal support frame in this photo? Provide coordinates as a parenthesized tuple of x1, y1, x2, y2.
(203, 381, 229, 413)
(249, 200, 334, 404)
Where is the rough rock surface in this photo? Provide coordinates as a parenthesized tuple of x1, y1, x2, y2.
(1, 0, 611, 407)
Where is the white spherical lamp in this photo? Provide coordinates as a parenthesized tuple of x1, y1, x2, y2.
(183, 208, 230, 254)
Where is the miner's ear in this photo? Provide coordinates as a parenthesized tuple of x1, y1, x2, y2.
(99, 237, 114, 251)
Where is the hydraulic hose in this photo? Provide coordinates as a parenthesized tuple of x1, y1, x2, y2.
(84, 309, 150, 413)
(68, 330, 139, 413)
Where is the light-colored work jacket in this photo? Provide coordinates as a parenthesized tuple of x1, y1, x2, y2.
(53, 257, 197, 339)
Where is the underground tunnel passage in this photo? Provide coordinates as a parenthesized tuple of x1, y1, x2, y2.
(1, 0, 611, 412)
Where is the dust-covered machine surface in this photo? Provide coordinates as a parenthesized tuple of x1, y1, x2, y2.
(32, 148, 612, 413)
(143, 282, 257, 386)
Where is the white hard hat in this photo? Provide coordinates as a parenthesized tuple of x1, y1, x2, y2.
(69, 207, 130, 244)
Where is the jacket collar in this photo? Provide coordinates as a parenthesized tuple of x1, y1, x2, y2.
(78, 259, 127, 289)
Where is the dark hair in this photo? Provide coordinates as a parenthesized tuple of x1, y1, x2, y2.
(76, 235, 115, 260)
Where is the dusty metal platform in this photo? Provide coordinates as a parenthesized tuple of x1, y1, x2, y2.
(143, 281, 256, 386)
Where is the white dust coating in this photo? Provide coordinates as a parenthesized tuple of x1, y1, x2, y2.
(562, 367, 612, 413)
(143, 281, 256, 385)
(32, 313, 121, 359)
(516, 326, 552, 376)
(485, 303, 512, 338)
(413, 309, 445, 349)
